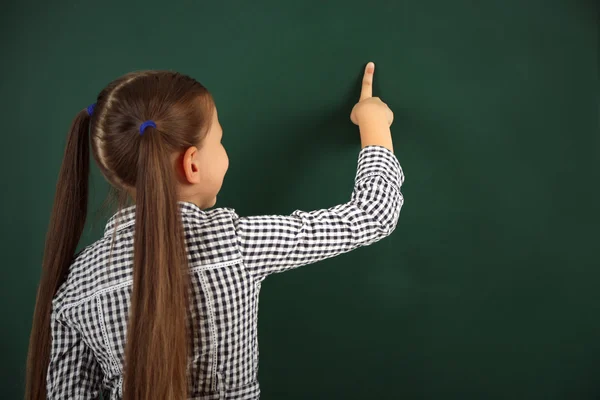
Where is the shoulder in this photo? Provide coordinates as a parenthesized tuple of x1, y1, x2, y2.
(183, 206, 241, 229)
(179, 206, 243, 265)
(52, 237, 112, 318)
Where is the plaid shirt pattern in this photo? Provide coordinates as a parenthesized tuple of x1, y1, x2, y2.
(47, 145, 405, 399)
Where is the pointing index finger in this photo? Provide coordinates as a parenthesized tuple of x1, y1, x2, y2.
(360, 62, 375, 101)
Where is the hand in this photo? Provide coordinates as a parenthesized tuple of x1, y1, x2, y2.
(350, 62, 394, 127)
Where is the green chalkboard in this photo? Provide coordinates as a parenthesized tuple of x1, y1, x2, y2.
(1, 0, 598, 399)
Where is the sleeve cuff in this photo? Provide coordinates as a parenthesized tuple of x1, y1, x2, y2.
(355, 145, 404, 190)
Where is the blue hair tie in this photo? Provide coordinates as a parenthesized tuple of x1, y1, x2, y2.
(139, 120, 157, 135)
(86, 103, 96, 116)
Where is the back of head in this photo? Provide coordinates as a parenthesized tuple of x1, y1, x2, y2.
(91, 70, 214, 189)
(26, 70, 215, 400)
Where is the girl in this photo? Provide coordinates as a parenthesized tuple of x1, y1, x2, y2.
(26, 61, 404, 400)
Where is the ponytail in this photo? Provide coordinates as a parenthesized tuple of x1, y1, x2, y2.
(123, 125, 190, 399)
(25, 110, 91, 399)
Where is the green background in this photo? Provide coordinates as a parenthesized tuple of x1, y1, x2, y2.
(1, 0, 598, 398)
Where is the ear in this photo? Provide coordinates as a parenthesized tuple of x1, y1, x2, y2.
(181, 146, 201, 184)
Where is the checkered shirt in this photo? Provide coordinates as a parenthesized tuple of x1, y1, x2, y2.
(47, 145, 405, 399)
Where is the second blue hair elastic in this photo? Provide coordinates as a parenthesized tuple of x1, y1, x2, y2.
(139, 120, 157, 135)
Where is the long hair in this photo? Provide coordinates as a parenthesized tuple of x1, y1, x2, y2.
(25, 71, 215, 400)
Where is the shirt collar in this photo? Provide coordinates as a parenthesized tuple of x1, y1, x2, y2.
(103, 201, 206, 237)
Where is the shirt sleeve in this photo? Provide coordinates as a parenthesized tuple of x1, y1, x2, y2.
(231, 145, 405, 281)
(47, 311, 103, 399)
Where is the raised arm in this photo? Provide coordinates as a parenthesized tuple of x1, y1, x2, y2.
(232, 144, 404, 281)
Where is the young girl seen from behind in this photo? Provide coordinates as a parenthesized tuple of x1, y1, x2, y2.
(26, 62, 404, 400)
